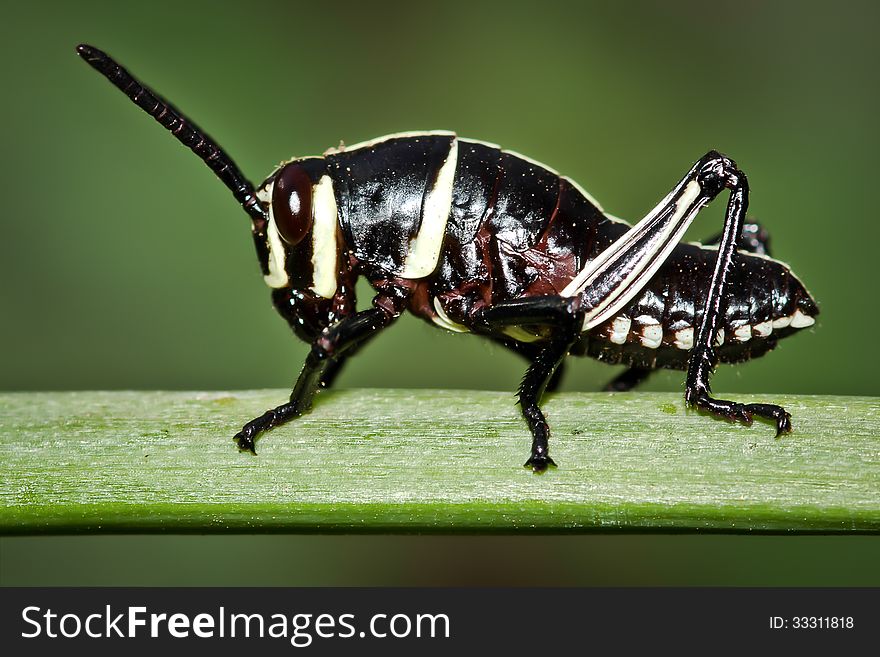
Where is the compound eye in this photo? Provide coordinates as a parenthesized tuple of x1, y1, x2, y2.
(272, 163, 313, 245)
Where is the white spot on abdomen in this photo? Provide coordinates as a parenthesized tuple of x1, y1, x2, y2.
(753, 321, 772, 337)
(674, 327, 693, 350)
(790, 309, 815, 328)
(733, 324, 752, 342)
(771, 310, 815, 330)
(609, 316, 631, 344)
(634, 315, 662, 349)
(640, 324, 663, 349)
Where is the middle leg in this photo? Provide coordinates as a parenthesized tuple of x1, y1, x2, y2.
(499, 340, 568, 393)
(476, 296, 586, 471)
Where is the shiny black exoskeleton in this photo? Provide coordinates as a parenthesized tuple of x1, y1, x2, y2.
(76, 45, 819, 471)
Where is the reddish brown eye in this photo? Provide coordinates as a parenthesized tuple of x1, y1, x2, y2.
(272, 163, 313, 245)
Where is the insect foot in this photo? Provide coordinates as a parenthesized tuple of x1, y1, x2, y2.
(524, 453, 557, 473)
(233, 403, 298, 455)
(524, 433, 558, 472)
(689, 394, 792, 438)
(233, 425, 261, 455)
(742, 402, 793, 437)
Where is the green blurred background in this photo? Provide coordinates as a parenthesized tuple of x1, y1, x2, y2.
(1, 0, 877, 585)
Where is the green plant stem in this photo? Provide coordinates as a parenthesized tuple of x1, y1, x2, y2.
(1, 390, 877, 534)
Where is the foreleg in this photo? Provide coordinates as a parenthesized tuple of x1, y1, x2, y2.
(317, 331, 380, 390)
(235, 295, 404, 453)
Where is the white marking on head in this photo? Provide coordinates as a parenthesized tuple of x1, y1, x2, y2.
(639, 324, 663, 349)
(772, 316, 792, 329)
(674, 327, 694, 350)
(261, 180, 290, 289)
(753, 321, 772, 337)
(256, 183, 272, 206)
(733, 324, 752, 342)
(609, 316, 631, 344)
(431, 297, 469, 333)
(790, 309, 815, 328)
(634, 314, 659, 325)
(399, 138, 459, 278)
(309, 175, 339, 298)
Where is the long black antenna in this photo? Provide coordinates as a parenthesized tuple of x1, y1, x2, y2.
(75, 44, 267, 231)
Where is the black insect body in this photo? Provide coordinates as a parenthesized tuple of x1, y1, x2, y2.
(76, 45, 819, 471)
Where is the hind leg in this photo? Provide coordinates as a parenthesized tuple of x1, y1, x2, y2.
(559, 151, 792, 436)
(683, 166, 792, 435)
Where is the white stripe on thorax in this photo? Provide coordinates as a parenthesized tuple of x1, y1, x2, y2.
(310, 175, 339, 298)
(399, 138, 459, 278)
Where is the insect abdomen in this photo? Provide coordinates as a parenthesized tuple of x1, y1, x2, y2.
(585, 243, 819, 369)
